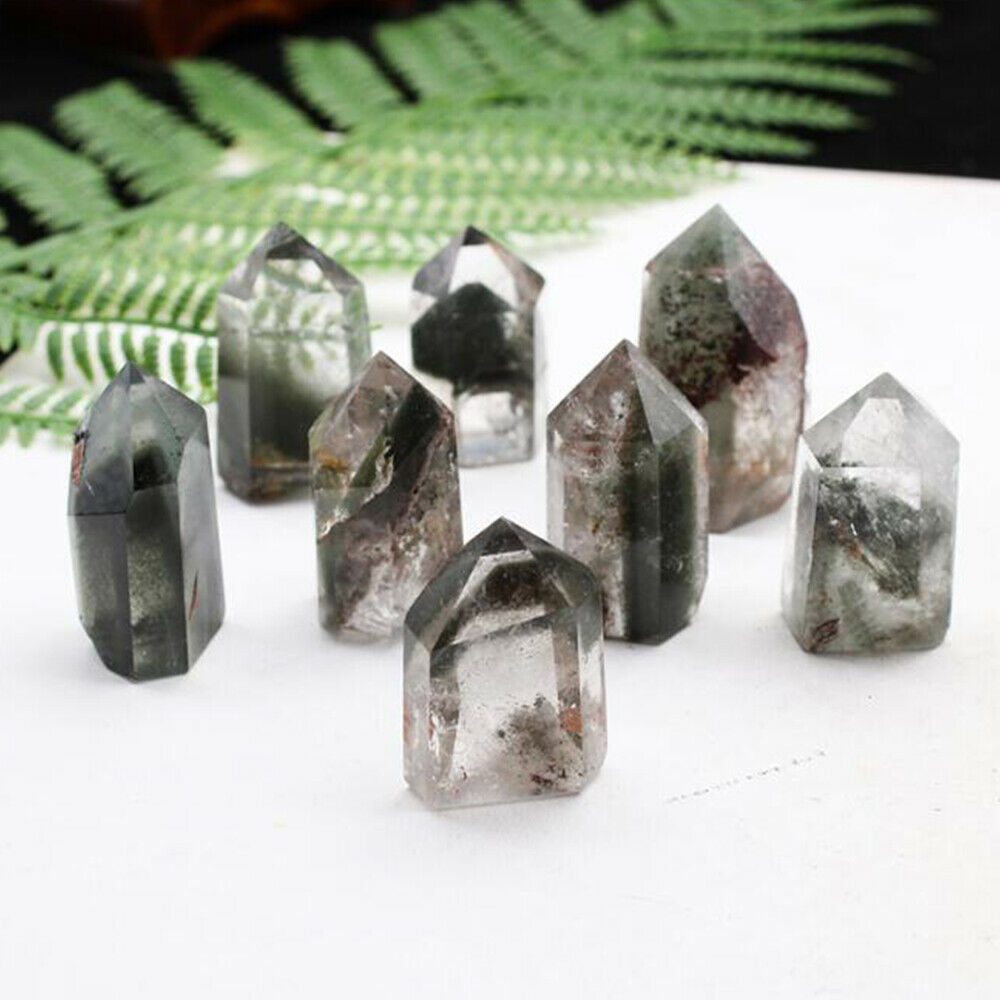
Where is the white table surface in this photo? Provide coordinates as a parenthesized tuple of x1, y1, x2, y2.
(1, 164, 997, 999)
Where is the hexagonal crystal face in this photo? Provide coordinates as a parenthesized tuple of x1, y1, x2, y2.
(404, 519, 606, 809)
(217, 223, 371, 499)
(309, 352, 463, 640)
(639, 205, 807, 532)
(68, 363, 225, 680)
(548, 341, 709, 644)
(410, 227, 544, 467)
(782, 373, 959, 654)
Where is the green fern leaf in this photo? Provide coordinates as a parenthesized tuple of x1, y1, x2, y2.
(174, 59, 321, 155)
(56, 80, 224, 198)
(0, 125, 118, 230)
(0, 0, 929, 437)
(0, 379, 91, 445)
(286, 38, 404, 127)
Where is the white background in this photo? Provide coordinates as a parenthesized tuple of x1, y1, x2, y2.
(1, 165, 997, 998)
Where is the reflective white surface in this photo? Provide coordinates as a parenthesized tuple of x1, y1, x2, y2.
(1, 165, 997, 999)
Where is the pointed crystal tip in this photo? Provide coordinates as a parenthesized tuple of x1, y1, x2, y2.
(412, 225, 544, 307)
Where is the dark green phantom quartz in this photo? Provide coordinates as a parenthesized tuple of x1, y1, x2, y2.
(68, 363, 225, 680)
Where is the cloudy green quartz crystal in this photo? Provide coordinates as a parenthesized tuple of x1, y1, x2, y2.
(68, 363, 225, 680)
(310, 353, 463, 640)
(640, 205, 806, 533)
(404, 519, 607, 809)
(410, 226, 544, 467)
(217, 223, 370, 500)
(548, 341, 709, 644)
(782, 374, 958, 654)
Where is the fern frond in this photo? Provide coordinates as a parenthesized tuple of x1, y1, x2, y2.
(174, 60, 321, 154)
(518, 0, 610, 59)
(441, 0, 574, 82)
(652, 0, 933, 33)
(642, 58, 892, 94)
(0, 125, 118, 230)
(0, 379, 91, 445)
(375, 15, 498, 98)
(56, 81, 224, 198)
(0, 0, 929, 436)
(286, 38, 404, 127)
(638, 34, 920, 67)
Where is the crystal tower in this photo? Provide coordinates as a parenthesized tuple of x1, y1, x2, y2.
(404, 519, 607, 808)
(217, 222, 371, 499)
(68, 363, 225, 680)
(411, 227, 543, 467)
(549, 341, 709, 644)
(640, 205, 807, 532)
(782, 373, 959, 653)
(310, 353, 463, 640)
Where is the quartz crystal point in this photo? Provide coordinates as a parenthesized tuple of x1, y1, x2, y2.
(548, 341, 709, 644)
(68, 363, 225, 680)
(782, 373, 958, 654)
(310, 352, 463, 640)
(404, 518, 607, 808)
(410, 226, 544, 467)
(639, 205, 807, 533)
(217, 222, 371, 500)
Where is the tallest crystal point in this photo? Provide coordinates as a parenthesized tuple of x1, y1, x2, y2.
(217, 223, 371, 500)
(639, 206, 807, 532)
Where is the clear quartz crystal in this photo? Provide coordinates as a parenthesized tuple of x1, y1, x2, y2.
(548, 340, 709, 644)
(410, 227, 544, 467)
(217, 222, 371, 500)
(310, 352, 463, 640)
(782, 373, 959, 654)
(639, 205, 807, 532)
(68, 363, 225, 680)
(404, 519, 607, 809)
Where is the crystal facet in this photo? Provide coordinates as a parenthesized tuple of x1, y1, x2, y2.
(548, 341, 709, 644)
(782, 373, 958, 654)
(310, 352, 463, 640)
(217, 222, 371, 500)
(410, 226, 544, 467)
(404, 518, 606, 808)
(639, 205, 807, 532)
(68, 363, 225, 680)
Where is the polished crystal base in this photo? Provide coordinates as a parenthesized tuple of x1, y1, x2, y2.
(782, 373, 958, 654)
(68, 363, 225, 680)
(404, 519, 607, 808)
